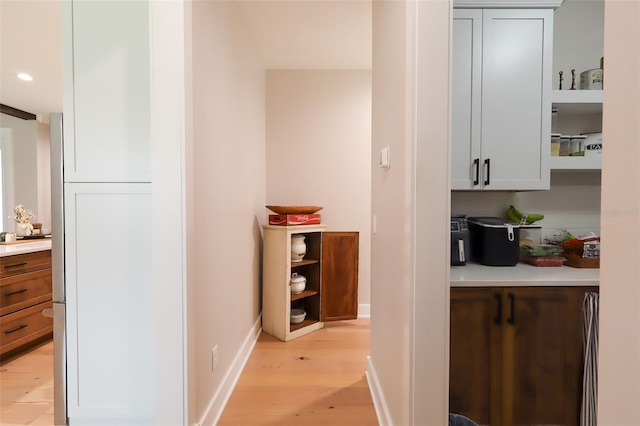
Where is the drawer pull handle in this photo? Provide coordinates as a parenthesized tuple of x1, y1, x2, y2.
(473, 158, 480, 186)
(507, 293, 515, 325)
(4, 288, 28, 297)
(4, 262, 28, 269)
(484, 158, 491, 186)
(5, 324, 28, 335)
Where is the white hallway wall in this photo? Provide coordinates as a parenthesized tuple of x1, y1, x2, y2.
(369, 1, 414, 423)
(369, 0, 451, 424)
(266, 70, 372, 314)
(598, 0, 640, 422)
(36, 121, 51, 232)
(0, 114, 38, 233)
(190, 1, 266, 424)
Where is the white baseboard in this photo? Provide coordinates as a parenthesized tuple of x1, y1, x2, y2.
(199, 315, 262, 426)
(358, 303, 371, 318)
(366, 355, 392, 426)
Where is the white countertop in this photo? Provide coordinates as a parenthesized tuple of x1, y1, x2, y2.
(451, 262, 599, 287)
(0, 238, 52, 257)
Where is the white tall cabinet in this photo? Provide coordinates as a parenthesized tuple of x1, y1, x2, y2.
(452, 8, 554, 190)
(63, 0, 151, 183)
(63, 184, 153, 423)
(62, 1, 154, 424)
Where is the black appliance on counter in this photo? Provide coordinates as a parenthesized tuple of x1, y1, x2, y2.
(450, 214, 470, 266)
(468, 217, 520, 266)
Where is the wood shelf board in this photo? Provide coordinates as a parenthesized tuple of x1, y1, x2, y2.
(290, 290, 319, 302)
(289, 318, 318, 331)
(291, 259, 319, 268)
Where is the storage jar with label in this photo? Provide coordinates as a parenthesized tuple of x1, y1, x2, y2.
(559, 135, 571, 156)
(570, 135, 587, 156)
(551, 133, 561, 156)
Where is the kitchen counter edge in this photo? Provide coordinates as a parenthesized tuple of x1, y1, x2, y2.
(0, 239, 53, 257)
(451, 262, 599, 287)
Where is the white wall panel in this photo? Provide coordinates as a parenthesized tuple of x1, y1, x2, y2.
(64, 183, 153, 423)
(266, 70, 372, 309)
(190, 1, 266, 423)
(552, 0, 604, 89)
(64, 1, 150, 182)
(598, 0, 640, 422)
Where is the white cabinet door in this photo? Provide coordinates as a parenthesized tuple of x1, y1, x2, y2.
(64, 183, 153, 424)
(451, 9, 552, 190)
(481, 9, 552, 190)
(452, 10, 483, 190)
(63, 1, 151, 183)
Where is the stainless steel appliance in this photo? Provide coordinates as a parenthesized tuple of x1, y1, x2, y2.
(451, 214, 470, 266)
(49, 112, 67, 425)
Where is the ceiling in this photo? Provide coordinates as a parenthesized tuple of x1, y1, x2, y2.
(0, 1, 371, 124)
(0, 0, 63, 123)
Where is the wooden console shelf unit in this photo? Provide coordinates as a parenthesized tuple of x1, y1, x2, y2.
(262, 225, 359, 341)
(262, 224, 326, 341)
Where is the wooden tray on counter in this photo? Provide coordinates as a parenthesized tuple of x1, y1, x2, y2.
(564, 253, 600, 268)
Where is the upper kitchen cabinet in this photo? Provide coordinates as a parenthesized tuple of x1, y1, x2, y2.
(452, 8, 553, 190)
(62, 1, 151, 183)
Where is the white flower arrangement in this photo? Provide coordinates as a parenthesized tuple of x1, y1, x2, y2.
(9, 203, 36, 224)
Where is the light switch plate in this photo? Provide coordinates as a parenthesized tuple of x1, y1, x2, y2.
(379, 147, 390, 169)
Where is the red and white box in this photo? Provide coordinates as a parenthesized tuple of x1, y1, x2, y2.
(269, 214, 321, 226)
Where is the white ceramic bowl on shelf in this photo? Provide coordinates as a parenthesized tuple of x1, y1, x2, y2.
(290, 273, 307, 294)
(290, 309, 306, 324)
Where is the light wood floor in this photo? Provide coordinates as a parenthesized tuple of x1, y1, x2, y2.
(0, 319, 377, 425)
(219, 317, 378, 425)
(0, 340, 55, 426)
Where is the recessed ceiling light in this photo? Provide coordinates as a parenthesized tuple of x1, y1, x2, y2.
(17, 73, 33, 81)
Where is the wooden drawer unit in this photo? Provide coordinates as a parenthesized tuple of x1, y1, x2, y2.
(1, 300, 53, 356)
(1, 250, 52, 278)
(1, 269, 53, 316)
(0, 249, 53, 359)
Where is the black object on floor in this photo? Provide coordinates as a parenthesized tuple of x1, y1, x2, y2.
(449, 413, 479, 426)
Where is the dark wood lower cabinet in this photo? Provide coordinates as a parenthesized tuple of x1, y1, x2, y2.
(450, 288, 501, 425)
(450, 286, 598, 426)
(321, 232, 359, 322)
